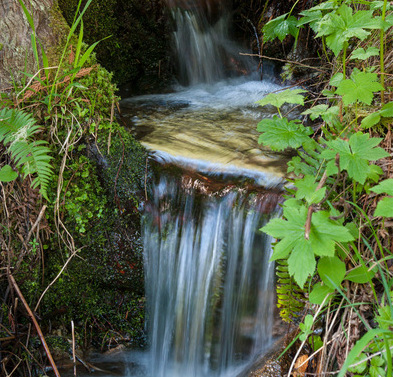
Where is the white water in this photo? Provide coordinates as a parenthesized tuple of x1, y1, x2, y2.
(143, 174, 277, 377)
(93, 3, 285, 377)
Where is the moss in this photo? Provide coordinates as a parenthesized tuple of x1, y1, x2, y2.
(57, 0, 172, 88)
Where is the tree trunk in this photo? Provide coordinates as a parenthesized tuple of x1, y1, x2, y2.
(0, 0, 65, 91)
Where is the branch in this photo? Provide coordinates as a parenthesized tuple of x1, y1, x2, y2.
(8, 274, 61, 377)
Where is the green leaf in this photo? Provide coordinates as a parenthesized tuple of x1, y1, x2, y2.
(361, 111, 381, 129)
(295, 175, 326, 205)
(264, 200, 354, 288)
(257, 116, 312, 151)
(350, 47, 379, 60)
(348, 354, 368, 374)
(302, 104, 329, 120)
(375, 305, 393, 330)
(346, 265, 376, 283)
(309, 283, 334, 305)
(316, 4, 381, 56)
(336, 71, 383, 106)
(322, 132, 388, 184)
(0, 165, 18, 182)
(263, 13, 299, 42)
(299, 314, 314, 341)
(374, 197, 393, 217)
(317, 256, 346, 289)
(338, 329, 392, 377)
(371, 179, 393, 195)
(298, 9, 323, 32)
(256, 88, 307, 108)
(330, 72, 344, 87)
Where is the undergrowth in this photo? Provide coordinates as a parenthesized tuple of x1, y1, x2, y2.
(258, 0, 393, 376)
(0, 1, 146, 375)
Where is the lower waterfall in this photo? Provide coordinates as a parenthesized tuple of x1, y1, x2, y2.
(143, 168, 280, 377)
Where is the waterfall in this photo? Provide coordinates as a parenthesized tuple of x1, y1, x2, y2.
(143, 169, 279, 377)
(167, 0, 255, 85)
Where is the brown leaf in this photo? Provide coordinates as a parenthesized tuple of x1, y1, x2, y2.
(293, 355, 308, 377)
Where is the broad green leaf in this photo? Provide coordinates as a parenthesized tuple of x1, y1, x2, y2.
(350, 47, 379, 60)
(362, 103, 393, 128)
(295, 175, 326, 204)
(346, 265, 376, 284)
(317, 256, 346, 289)
(361, 111, 381, 129)
(374, 197, 393, 217)
(0, 164, 18, 182)
(257, 116, 312, 151)
(288, 240, 316, 288)
(264, 200, 354, 288)
(380, 102, 393, 117)
(298, 10, 323, 32)
(322, 132, 388, 184)
(336, 71, 383, 106)
(263, 13, 299, 42)
(302, 104, 328, 120)
(256, 88, 307, 108)
(371, 179, 393, 195)
(316, 4, 381, 56)
(330, 72, 343, 87)
(309, 283, 334, 305)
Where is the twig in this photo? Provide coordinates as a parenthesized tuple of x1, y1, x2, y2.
(34, 248, 81, 312)
(8, 274, 61, 377)
(239, 52, 327, 73)
(305, 171, 328, 239)
(26, 205, 47, 243)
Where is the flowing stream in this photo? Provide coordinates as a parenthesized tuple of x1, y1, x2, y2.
(70, 2, 287, 376)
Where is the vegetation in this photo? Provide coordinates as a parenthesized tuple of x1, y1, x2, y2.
(0, 1, 146, 375)
(258, 0, 393, 375)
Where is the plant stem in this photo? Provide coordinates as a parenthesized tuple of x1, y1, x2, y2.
(380, 0, 387, 104)
(342, 42, 348, 79)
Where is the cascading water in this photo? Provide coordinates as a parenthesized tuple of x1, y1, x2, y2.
(118, 1, 288, 376)
(143, 170, 280, 377)
(167, 0, 254, 84)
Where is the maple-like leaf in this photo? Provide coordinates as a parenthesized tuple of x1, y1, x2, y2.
(262, 199, 354, 287)
(256, 88, 307, 109)
(263, 13, 299, 42)
(295, 175, 326, 204)
(322, 132, 388, 184)
(316, 4, 381, 56)
(257, 116, 312, 151)
(350, 47, 379, 60)
(336, 71, 383, 106)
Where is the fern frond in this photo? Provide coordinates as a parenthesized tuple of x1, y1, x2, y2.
(276, 259, 306, 322)
(0, 108, 53, 199)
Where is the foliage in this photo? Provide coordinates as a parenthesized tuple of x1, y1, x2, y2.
(0, 1, 147, 374)
(0, 107, 53, 199)
(258, 0, 393, 375)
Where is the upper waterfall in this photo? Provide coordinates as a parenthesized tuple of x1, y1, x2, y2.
(167, 0, 255, 85)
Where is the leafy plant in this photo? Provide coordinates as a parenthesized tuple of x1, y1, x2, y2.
(0, 107, 52, 199)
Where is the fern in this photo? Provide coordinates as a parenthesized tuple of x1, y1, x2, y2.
(0, 107, 53, 199)
(276, 259, 306, 322)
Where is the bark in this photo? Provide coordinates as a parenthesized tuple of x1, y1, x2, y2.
(0, 0, 64, 91)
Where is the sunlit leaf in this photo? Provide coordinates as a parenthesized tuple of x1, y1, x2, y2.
(257, 116, 312, 151)
(256, 88, 307, 108)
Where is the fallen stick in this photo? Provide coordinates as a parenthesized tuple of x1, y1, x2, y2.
(8, 274, 61, 377)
